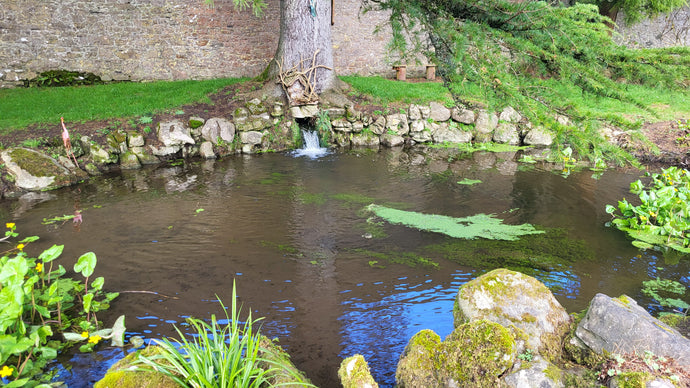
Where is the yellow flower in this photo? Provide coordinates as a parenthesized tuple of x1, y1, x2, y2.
(0, 365, 13, 378)
(5, 223, 14, 229)
(16, 244, 24, 251)
(35, 262, 43, 273)
(88, 335, 102, 344)
(81, 331, 89, 338)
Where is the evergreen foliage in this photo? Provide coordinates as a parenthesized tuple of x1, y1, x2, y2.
(364, 0, 690, 164)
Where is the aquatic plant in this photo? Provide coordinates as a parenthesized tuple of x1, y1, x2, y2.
(365, 204, 544, 241)
(0, 223, 120, 385)
(641, 277, 689, 315)
(136, 282, 313, 387)
(606, 166, 690, 253)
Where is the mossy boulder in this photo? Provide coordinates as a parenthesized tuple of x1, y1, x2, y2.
(437, 319, 517, 387)
(93, 346, 178, 388)
(256, 336, 313, 387)
(395, 329, 441, 387)
(1, 148, 81, 191)
(396, 321, 516, 388)
(454, 269, 571, 359)
(338, 354, 379, 388)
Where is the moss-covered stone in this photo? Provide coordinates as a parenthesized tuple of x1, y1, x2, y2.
(93, 346, 179, 388)
(395, 329, 441, 387)
(1, 148, 79, 190)
(257, 336, 313, 387)
(454, 269, 571, 361)
(338, 354, 379, 388)
(611, 371, 654, 388)
(436, 319, 516, 388)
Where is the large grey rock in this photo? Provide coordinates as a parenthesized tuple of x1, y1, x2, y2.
(369, 116, 387, 135)
(575, 294, 690, 366)
(499, 106, 522, 123)
(158, 120, 195, 147)
(119, 151, 141, 170)
(201, 118, 235, 145)
(126, 131, 145, 147)
(493, 122, 520, 145)
(452, 107, 476, 124)
(385, 113, 409, 136)
(1, 148, 81, 191)
(429, 101, 451, 122)
(351, 132, 380, 147)
(432, 123, 473, 144)
(524, 127, 554, 147)
(332, 118, 354, 132)
(380, 133, 405, 147)
(240, 131, 263, 146)
(454, 269, 571, 356)
(503, 356, 563, 388)
(81, 136, 118, 165)
(474, 110, 498, 143)
(289, 104, 319, 118)
(199, 141, 216, 159)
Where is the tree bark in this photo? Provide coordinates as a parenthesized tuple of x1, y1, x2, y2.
(262, 0, 336, 96)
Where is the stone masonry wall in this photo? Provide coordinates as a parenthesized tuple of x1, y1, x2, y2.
(614, 7, 690, 48)
(1, 0, 685, 87)
(0, 0, 394, 87)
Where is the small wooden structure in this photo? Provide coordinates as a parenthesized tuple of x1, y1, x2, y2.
(393, 65, 406, 81)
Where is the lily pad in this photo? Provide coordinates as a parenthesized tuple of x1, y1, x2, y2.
(457, 178, 482, 185)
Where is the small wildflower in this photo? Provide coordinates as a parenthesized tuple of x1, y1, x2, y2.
(16, 244, 24, 251)
(0, 365, 13, 378)
(35, 262, 43, 273)
(88, 335, 102, 344)
(5, 223, 14, 229)
(81, 331, 89, 338)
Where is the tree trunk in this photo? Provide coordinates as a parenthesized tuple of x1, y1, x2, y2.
(262, 0, 336, 98)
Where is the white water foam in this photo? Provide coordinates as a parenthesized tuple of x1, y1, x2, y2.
(291, 130, 329, 159)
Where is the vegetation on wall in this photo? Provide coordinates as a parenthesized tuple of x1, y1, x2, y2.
(364, 0, 690, 165)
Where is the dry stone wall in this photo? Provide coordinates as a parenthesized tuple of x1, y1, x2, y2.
(0, 0, 394, 87)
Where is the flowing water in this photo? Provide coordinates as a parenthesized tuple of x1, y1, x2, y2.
(1, 148, 689, 387)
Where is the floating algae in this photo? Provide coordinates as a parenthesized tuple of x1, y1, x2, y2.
(365, 204, 544, 241)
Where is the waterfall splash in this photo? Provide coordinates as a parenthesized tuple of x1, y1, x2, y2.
(292, 130, 329, 158)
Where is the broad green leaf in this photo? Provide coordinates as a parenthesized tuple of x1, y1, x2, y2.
(83, 293, 93, 314)
(38, 244, 64, 263)
(74, 252, 97, 278)
(90, 277, 105, 291)
(109, 315, 126, 347)
(63, 332, 88, 342)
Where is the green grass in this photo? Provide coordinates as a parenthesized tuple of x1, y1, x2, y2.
(340, 75, 455, 106)
(0, 78, 248, 132)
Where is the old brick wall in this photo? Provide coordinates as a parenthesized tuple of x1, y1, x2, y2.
(0, 0, 394, 86)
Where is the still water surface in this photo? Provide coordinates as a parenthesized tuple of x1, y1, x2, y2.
(1, 148, 688, 387)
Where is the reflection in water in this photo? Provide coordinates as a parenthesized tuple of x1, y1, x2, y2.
(0, 150, 688, 387)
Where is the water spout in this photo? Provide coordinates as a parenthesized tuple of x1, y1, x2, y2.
(292, 130, 329, 158)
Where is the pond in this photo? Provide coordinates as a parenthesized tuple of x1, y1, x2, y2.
(1, 147, 688, 387)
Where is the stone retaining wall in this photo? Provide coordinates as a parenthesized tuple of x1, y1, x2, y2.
(0, 0, 395, 87)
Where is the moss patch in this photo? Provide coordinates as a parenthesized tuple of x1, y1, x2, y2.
(338, 354, 379, 388)
(94, 346, 179, 388)
(436, 319, 516, 388)
(395, 329, 442, 387)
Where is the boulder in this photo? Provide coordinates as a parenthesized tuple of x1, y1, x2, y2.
(157, 120, 195, 147)
(201, 118, 235, 145)
(432, 123, 473, 144)
(119, 151, 141, 170)
(94, 346, 178, 388)
(395, 330, 441, 388)
(524, 127, 554, 147)
(199, 141, 216, 159)
(574, 294, 690, 366)
(1, 148, 82, 191)
(454, 269, 571, 357)
(452, 107, 476, 124)
(380, 133, 405, 147)
(351, 132, 380, 147)
(493, 122, 520, 145)
(126, 130, 145, 147)
(474, 110, 498, 143)
(429, 101, 451, 122)
(385, 113, 409, 136)
(339, 354, 379, 388)
(439, 320, 516, 387)
(503, 356, 563, 388)
(290, 104, 319, 118)
(369, 116, 386, 135)
(499, 106, 522, 123)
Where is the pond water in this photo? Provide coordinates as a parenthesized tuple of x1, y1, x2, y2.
(1, 147, 689, 387)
